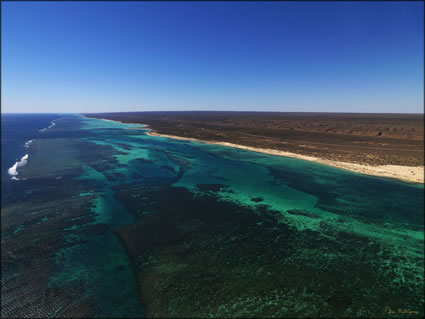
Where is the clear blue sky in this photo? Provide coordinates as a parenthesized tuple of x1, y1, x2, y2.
(2, 1, 424, 113)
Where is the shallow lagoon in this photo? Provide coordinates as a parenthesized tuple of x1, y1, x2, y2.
(1, 115, 423, 317)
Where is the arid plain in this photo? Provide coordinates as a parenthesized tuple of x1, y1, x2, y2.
(85, 112, 424, 183)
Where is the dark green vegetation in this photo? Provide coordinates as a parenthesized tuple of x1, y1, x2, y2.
(86, 111, 424, 166)
(2, 115, 424, 318)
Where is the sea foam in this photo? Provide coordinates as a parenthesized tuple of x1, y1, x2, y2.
(39, 121, 56, 132)
(8, 154, 29, 180)
(24, 140, 34, 148)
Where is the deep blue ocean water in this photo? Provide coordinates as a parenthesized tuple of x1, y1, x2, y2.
(1, 114, 423, 317)
(1, 114, 61, 182)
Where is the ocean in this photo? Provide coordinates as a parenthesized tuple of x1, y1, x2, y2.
(1, 114, 423, 317)
(1, 114, 59, 181)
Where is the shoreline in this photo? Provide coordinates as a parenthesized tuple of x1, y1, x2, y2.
(96, 117, 424, 184)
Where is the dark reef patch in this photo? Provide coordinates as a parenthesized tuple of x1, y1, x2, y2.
(114, 185, 424, 318)
(268, 166, 424, 226)
(196, 183, 227, 192)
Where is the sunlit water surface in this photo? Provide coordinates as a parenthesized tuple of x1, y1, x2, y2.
(1, 115, 423, 317)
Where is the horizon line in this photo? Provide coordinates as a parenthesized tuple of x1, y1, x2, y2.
(2, 110, 424, 115)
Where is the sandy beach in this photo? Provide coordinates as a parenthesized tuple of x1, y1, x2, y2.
(90, 117, 424, 184)
(145, 130, 424, 184)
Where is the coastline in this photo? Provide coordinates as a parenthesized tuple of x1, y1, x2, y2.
(97, 118, 424, 184)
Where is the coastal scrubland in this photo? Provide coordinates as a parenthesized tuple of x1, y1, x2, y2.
(85, 112, 424, 183)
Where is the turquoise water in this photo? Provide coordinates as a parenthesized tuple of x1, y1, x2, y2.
(1, 115, 423, 317)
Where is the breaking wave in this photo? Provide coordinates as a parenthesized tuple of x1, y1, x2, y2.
(39, 121, 56, 132)
(24, 139, 34, 148)
(8, 154, 29, 180)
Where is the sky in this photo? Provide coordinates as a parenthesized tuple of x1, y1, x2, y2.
(1, 1, 424, 113)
